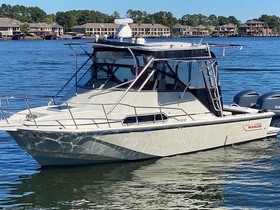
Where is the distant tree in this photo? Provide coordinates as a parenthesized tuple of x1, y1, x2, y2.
(10, 5, 31, 22)
(44, 14, 56, 24)
(0, 4, 48, 22)
(0, 4, 12, 17)
(179, 14, 208, 26)
(149, 11, 177, 27)
(29, 6, 47, 22)
(90, 10, 111, 23)
(55, 10, 111, 31)
(77, 10, 91, 25)
(218, 16, 230, 25)
(208, 14, 219, 26)
(179, 14, 196, 26)
(144, 14, 154, 24)
(126, 9, 147, 23)
(20, 23, 29, 34)
(228, 16, 240, 25)
(126, 10, 178, 28)
(56, 11, 77, 32)
(111, 11, 121, 20)
(197, 14, 208, 25)
(259, 14, 280, 33)
(259, 15, 270, 23)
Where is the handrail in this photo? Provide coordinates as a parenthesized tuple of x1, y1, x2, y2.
(102, 104, 111, 128)
(65, 102, 78, 129)
(0, 95, 199, 129)
(50, 53, 93, 104)
(0, 108, 9, 124)
(24, 97, 38, 128)
(5, 96, 11, 117)
(0, 95, 52, 124)
(127, 47, 139, 76)
(88, 79, 133, 99)
(179, 59, 217, 102)
(107, 57, 155, 114)
(68, 45, 78, 94)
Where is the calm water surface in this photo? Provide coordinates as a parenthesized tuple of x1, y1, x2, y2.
(0, 37, 280, 209)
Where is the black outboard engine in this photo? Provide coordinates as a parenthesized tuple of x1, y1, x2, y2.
(255, 92, 280, 127)
(233, 90, 259, 108)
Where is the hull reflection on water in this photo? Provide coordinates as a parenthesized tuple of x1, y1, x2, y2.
(2, 138, 279, 209)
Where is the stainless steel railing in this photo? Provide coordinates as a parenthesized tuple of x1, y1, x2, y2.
(0, 95, 202, 130)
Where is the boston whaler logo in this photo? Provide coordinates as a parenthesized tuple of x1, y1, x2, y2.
(243, 123, 262, 131)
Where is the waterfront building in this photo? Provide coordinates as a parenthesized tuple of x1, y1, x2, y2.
(28, 22, 52, 36)
(0, 17, 64, 38)
(50, 23, 64, 37)
(238, 20, 272, 36)
(212, 24, 238, 37)
(191, 25, 212, 37)
(130, 23, 170, 37)
(0, 17, 21, 37)
(71, 23, 117, 37)
(173, 23, 212, 37)
(71, 22, 171, 38)
(28, 22, 64, 37)
(172, 23, 193, 36)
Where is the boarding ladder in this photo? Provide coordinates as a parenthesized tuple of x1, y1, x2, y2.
(204, 61, 223, 116)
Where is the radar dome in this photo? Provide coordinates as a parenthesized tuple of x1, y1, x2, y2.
(114, 18, 133, 40)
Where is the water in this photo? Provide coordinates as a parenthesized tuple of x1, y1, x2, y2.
(0, 37, 280, 209)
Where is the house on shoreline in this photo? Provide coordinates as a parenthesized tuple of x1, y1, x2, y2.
(0, 17, 275, 40)
(28, 22, 63, 38)
(173, 21, 273, 37)
(238, 20, 272, 36)
(173, 23, 214, 37)
(212, 24, 237, 37)
(71, 22, 171, 38)
(0, 18, 21, 37)
(0, 17, 63, 39)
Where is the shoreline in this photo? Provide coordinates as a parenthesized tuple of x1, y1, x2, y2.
(2, 35, 280, 41)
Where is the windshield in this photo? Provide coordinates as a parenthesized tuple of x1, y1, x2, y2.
(82, 50, 153, 89)
(80, 48, 216, 93)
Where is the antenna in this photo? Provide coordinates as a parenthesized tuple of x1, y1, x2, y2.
(114, 18, 133, 42)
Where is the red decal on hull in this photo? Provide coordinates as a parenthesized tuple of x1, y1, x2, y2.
(243, 123, 262, 131)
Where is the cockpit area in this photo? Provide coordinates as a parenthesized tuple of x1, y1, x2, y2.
(83, 45, 217, 93)
(59, 41, 223, 116)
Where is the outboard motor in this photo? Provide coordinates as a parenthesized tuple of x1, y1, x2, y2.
(255, 92, 280, 127)
(233, 90, 259, 108)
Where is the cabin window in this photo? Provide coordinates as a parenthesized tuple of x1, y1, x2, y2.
(95, 51, 148, 67)
(139, 60, 210, 92)
(149, 60, 186, 91)
(123, 113, 168, 124)
(177, 61, 206, 88)
(86, 50, 153, 89)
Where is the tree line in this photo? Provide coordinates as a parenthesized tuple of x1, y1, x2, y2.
(1, 3, 280, 33)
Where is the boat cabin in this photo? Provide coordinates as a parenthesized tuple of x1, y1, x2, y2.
(59, 40, 223, 117)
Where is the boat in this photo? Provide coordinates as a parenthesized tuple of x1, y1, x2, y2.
(0, 19, 277, 166)
(12, 33, 25, 40)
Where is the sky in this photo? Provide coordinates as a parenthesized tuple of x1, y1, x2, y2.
(2, 0, 280, 23)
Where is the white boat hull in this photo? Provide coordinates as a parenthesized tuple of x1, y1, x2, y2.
(1, 39, 277, 166)
(8, 115, 272, 166)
